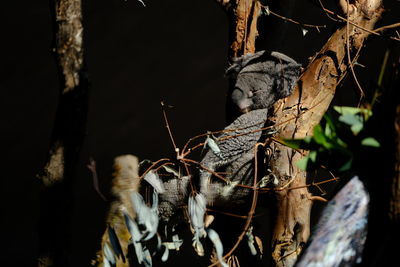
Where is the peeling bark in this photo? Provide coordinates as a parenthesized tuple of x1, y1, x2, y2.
(218, 0, 261, 58)
(216, 0, 383, 266)
(269, 1, 383, 265)
(38, 0, 89, 266)
(230, 0, 261, 57)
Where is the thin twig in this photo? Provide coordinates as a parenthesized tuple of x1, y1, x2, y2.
(262, 5, 326, 32)
(374, 22, 400, 33)
(206, 208, 263, 219)
(161, 101, 178, 151)
(346, 0, 365, 100)
(182, 160, 197, 194)
(317, 0, 340, 22)
(181, 97, 334, 192)
(323, 7, 379, 35)
(181, 122, 270, 156)
(337, 45, 363, 85)
(321, 6, 400, 41)
(139, 158, 171, 179)
(180, 158, 244, 186)
(314, 182, 327, 195)
(309, 196, 328, 202)
(208, 142, 262, 267)
(87, 158, 107, 201)
(183, 96, 328, 159)
(288, 177, 340, 191)
(320, 164, 339, 183)
(182, 92, 328, 157)
(153, 162, 176, 173)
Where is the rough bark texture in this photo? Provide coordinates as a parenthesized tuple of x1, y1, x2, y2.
(217, 0, 383, 266)
(38, 0, 89, 266)
(269, 1, 383, 266)
(390, 104, 400, 221)
(218, 0, 261, 58)
(40, 0, 86, 186)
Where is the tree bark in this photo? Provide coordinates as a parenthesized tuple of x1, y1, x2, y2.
(38, 0, 89, 266)
(218, 0, 264, 125)
(269, 0, 383, 266)
(218, 0, 384, 266)
(217, 0, 261, 59)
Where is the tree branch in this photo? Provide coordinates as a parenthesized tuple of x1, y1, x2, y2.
(269, 0, 384, 266)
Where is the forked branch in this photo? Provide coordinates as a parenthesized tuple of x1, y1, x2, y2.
(269, 0, 384, 265)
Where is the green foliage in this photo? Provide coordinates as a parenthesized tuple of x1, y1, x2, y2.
(282, 106, 380, 172)
(334, 106, 372, 135)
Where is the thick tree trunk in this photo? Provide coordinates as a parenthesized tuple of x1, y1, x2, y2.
(217, 0, 263, 123)
(216, 0, 261, 59)
(217, 0, 383, 266)
(37, 0, 89, 266)
(269, 1, 383, 265)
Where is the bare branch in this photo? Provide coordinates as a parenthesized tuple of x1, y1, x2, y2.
(262, 5, 326, 32)
(87, 158, 107, 201)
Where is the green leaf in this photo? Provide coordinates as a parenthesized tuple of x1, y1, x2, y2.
(304, 136, 313, 144)
(351, 123, 364, 135)
(313, 125, 325, 144)
(282, 139, 304, 149)
(336, 137, 348, 148)
(334, 106, 361, 115)
(338, 114, 364, 134)
(361, 137, 380, 147)
(323, 113, 337, 137)
(296, 156, 309, 171)
(338, 158, 353, 172)
(313, 125, 334, 149)
(324, 122, 332, 138)
(338, 113, 361, 125)
(334, 106, 372, 120)
(309, 151, 317, 162)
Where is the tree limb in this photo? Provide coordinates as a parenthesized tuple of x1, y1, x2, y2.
(217, 0, 261, 58)
(269, 0, 383, 266)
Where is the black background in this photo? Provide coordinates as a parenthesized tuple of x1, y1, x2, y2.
(0, 0, 399, 266)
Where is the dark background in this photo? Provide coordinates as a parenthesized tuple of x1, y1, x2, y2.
(0, 0, 399, 266)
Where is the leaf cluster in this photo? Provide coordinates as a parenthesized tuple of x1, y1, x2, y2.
(283, 106, 380, 172)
